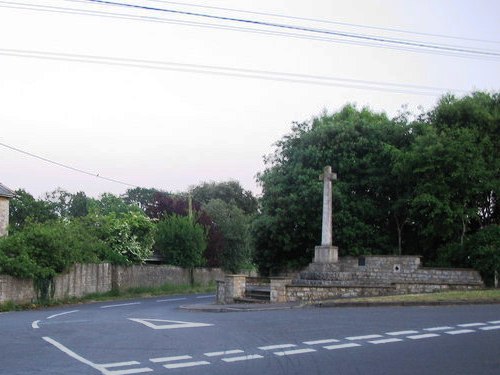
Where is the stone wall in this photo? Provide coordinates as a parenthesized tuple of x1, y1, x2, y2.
(289, 255, 484, 302)
(0, 197, 9, 237)
(53, 263, 112, 300)
(0, 275, 35, 303)
(113, 264, 223, 290)
(0, 264, 223, 304)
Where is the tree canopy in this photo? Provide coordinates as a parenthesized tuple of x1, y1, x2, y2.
(253, 92, 499, 279)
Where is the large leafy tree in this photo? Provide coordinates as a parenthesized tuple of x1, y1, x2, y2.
(254, 105, 410, 274)
(9, 189, 57, 231)
(204, 199, 253, 273)
(190, 180, 258, 215)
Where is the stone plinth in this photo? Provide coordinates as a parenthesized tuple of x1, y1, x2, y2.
(223, 274, 246, 304)
(270, 277, 292, 303)
(314, 245, 338, 263)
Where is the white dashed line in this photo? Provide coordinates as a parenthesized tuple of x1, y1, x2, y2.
(156, 298, 187, 303)
(274, 348, 316, 356)
(423, 326, 453, 331)
(150, 355, 192, 363)
(368, 338, 403, 345)
(324, 343, 361, 350)
(346, 334, 383, 341)
(99, 361, 141, 368)
(407, 333, 440, 340)
(445, 329, 475, 335)
(386, 330, 418, 336)
(258, 344, 296, 350)
(100, 367, 152, 375)
(458, 323, 486, 327)
(196, 295, 215, 299)
(480, 325, 500, 331)
(222, 355, 264, 363)
(163, 361, 210, 369)
(100, 302, 141, 309)
(32, 320, 41, 329)
(47, 310, 79, 319)
(488, 320, 500, 324)
(204, 350, 244, 357)
(303, 339, 339, 345)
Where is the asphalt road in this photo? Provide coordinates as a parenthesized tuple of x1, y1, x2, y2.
(1, 294, 499, 375)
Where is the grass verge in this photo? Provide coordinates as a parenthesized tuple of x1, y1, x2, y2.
(0, 282, 216, 312)
(321, 289, 500, 305)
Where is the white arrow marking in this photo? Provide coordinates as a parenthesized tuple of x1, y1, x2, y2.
(128, 318, 213, 330)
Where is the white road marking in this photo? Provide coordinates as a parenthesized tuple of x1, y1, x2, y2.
(386, 330, 418, 336)
(32, 320, 41, 329)
(488, 320, 500, 324)
(103, 370, 149, 375)
(258, 344, 296, 350)
(303, 339, 339, 345)
(324, 343, 361, 350)
(150, 355, 192, 363)
(445, 329, 475, 335)
(99, 361, 140, 368)
(221, 355, 263, 363)
(346, 334, 383, 341)
(98, 362, 153, 375)
(480, 325, 500, 331)
(156, 298, 187, 303)
(101, 302, 141, 309)
(129, 318, 213, 330)
(43, 336, 154, 375)
(274, 348, 316, 356)
(368, 338, 403, 344)
(407, 333, 440, 340)
(458, 323, 486, 327)
(196, 295, 215, 299)
(423, 326, 453, 331)
(163, 361, 210, 369)
(204, 350, 244, 357)
(47, 310, 79, 319)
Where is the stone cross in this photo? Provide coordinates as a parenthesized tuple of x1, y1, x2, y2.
(319, 166, 337, 246)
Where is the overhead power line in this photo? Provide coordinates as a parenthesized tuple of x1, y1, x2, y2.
(0, 47, 468, 96)
(1, 2, 497, 60)
(144, 0, 500, 45)
(0, 141, 140, 188)
(80, 0, 500, 58)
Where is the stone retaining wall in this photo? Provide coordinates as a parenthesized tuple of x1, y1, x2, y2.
(0, 263, 223, 304)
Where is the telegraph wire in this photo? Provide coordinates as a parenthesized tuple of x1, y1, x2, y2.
(0, 47, 468, 96)
(0, 142, 140, 188)
(1, 2, 498, 61)
(144, 0, 500, 45)
(80, 0, 500, 58)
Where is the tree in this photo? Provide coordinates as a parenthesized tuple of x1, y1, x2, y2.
(69, 191, 90, 218)
(204, 199, 252, 273)
(89, 192, 141, 216)
(254, 105, 408, 274)
(9, 189, 57, 231)
(155, 215, 207, 270)
(190, 180, 258, 215)
(122, 187, 161, 211)
(43, 188, 72, 218)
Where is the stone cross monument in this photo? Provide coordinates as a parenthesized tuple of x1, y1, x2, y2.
(314, 166, 338, 263)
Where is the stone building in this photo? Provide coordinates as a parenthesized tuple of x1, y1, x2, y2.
(0, 182, 14, 237)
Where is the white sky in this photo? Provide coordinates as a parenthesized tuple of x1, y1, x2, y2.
(1, 0, 499, 198)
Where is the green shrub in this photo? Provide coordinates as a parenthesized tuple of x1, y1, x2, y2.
(435, 224, 500, 286)
(155, 215, 207, 268)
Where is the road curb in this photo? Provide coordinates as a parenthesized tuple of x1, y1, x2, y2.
(179, 302, 304, 312)
(314, 300, 500, 308)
